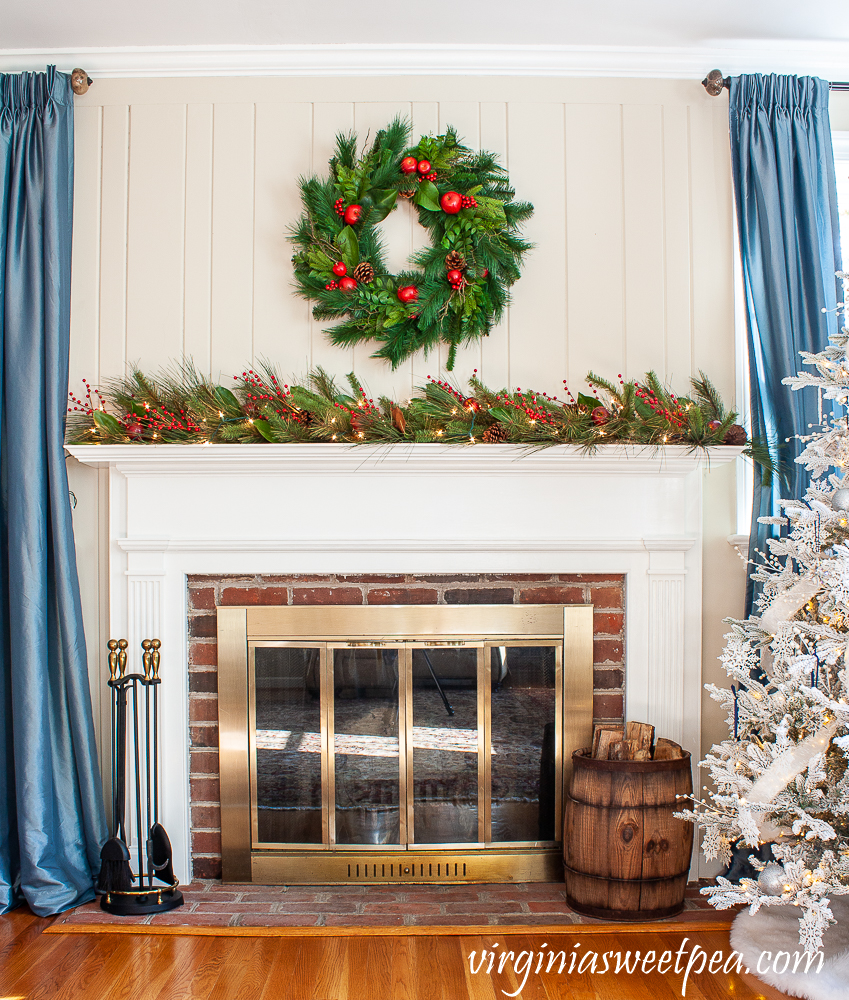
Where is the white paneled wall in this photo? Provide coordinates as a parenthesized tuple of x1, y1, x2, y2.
(68, 77, 736, 403)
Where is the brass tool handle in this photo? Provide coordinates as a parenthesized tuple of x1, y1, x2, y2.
(150, 639, 161, 682)
(107, 639, 120, 683)
(117, 639, 129, 680)
(141, 639, 153, 682)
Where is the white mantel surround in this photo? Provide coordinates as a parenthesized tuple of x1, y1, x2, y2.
(67, 442, 741, 885)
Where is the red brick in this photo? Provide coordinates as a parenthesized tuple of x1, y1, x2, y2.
(237, 890, 327, 903)
(192, 857, 223, 879)
(593, 639, 623, 663)
(148, 912, 233, 926)
(443, 901, 523, 914)
(367, 588, 439, 605)
(363, 902, 440, 915)
(487, 574, 554, 582)
(220, 586, 288, 606)
(593, 693, 624, 720)
(558, 574, 623, 583)
(324, 914, 405, 926)
(190, 615, 217, 638)
(190, 776, 220, 802)
(192, 831, 221, 854)
(593, 611, 623, 635)
(189, 642, 217, 666)
(277, 901, 359, 913)
(527, 900, 572, 913)
(408, 889, 482, 902)
(189, 671, 218, 694)
(189, 587, 216, 611)
(190, 724, 218, 748)
(189, 696, 219, 723)
(293, 587, 363, 605)
(444, 588, 514, 604)
(590, 585, 623, 609)
(592, 668, 624, 691)
(339, 574, 405, 583)
(404, 915, 487, 926)
(418, 574, 482, 584)
(193, 902, 275, 913)
(191, 804, 221, 829)
(190, 750, 219, 775)
(519, 586, 585, 604)
(258, 574, 332, 583)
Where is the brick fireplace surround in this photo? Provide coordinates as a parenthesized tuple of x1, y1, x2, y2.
(187, 572, 624, 881)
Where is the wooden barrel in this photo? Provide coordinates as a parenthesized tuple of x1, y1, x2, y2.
(563, 748, 694, 920)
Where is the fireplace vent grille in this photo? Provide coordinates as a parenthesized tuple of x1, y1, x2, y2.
(348, 861, 467, 880)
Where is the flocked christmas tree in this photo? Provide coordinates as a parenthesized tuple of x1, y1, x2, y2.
(682, 275, 849, 954)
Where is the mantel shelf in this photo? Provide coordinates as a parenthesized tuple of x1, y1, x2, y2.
(66, 442, 743, 476)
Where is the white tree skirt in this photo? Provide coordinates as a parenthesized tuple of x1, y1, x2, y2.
(730, 896, 849, 1000)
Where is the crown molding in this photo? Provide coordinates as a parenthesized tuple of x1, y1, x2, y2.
(2, 40, 849, 79)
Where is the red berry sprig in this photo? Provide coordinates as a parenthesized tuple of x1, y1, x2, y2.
(334, 198, 345, 217)
(325, 280, 339, 290)
(460, 195, 477, 209)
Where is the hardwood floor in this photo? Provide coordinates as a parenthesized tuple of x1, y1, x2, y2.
(0, 907, 794, 999)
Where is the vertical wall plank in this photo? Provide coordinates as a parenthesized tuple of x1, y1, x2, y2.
(479, 102, 510, 390)
(210, 104, 256, 380)
(509, 102, 567, 393)
(622, 105, 665, 382)
(184, 104, 213, 374)
(352, 102, 413, 400)
(662, 105, 694, 386)
(310, 103, 355, 378)
(98, 104, 130, 379)
(69, 105, 102, 391)
(690, 102, 735, 400)
(410, 102, 440, 393)
(564, 104, 625, 395)
(254, 102, 313, 377)
(438, 102, 483, 380)
(126, 103, 186, 372)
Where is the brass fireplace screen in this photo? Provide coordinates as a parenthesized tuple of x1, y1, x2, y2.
(217, 604, 593, 883)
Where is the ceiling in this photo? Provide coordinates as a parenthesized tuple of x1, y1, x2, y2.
(5, 0, 849, 49)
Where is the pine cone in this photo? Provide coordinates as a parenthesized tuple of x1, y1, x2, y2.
(445, 251, 466, 272)
(398, 188, 415, 200)
(482, 423, 508, 443)
(353, 262, 375, 285)
(724, 423, 748, 446)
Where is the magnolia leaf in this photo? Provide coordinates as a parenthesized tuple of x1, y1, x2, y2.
(253, 417, 276, 442)
(488, 406, 513, 422)
(214, 386, 240, 411)
(93, 409, 123, 437)
(334, 226, 360, 268)
(577, 392, 597, 410)
(414, 180, 441, 212)
(369, 187, 398, 223)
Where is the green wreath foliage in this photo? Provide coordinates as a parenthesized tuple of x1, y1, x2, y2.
(289, 117, 534, 370)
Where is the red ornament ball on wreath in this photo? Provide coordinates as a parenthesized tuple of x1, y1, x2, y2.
(339, 276, 357, 292)
(447, 269, 464, 287)
(400, 156, 418, 174)
(344, 204, 363, 225)
(397, 285, 418, 304)
(126, 421, 144, 440)
(416, 159, 432, 175)
(332, 261, 347, 277)
(464, 397, 480, 413)
(440, 191, 463, 215)
(591, 406, 610, 426)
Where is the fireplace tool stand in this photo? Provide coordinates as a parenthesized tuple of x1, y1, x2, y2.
(97, 638, 183, 915)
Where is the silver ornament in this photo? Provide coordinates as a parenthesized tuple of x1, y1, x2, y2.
(831, 488, 849, 511)
(757, 862, 787, 896)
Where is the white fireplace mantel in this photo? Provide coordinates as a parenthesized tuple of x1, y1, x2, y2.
(67, 442, 741, 884)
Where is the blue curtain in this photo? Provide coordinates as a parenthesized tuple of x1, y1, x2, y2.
(0, 68, 106, 914)
(729, 75, 843, 614)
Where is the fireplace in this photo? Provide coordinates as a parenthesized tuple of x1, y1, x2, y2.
(65, 441, 740, 886)
(217, 603, 593, 883)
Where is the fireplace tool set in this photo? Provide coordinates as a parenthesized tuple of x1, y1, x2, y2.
(96, 638, 183, 914)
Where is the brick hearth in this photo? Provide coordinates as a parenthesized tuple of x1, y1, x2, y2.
(186, 572, 626, 880)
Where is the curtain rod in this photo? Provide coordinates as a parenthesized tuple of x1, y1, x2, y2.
(702, 69, 849, 96)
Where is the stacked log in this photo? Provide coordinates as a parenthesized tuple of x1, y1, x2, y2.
(589, 722, 685, 761)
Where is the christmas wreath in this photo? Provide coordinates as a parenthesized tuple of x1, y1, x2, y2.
(290, 118, 533, 370)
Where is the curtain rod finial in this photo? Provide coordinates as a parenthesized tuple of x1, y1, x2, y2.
(70, 69, 91, 96)
(702, 69, 728, 97)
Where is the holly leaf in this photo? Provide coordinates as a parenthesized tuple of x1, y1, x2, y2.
(334, 226, 360, 268)
(93, 409, 123, 437)
(488, 407, 513, 422)
(577, 393, 597, 410)
(414, 180, 442, 212)
(253, 417, 276, 442)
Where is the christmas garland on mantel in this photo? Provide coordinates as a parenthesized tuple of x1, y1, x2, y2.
(66, 364, 770, 477)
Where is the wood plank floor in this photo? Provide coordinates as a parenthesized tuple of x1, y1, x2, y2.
(0, 907, 794, 999)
